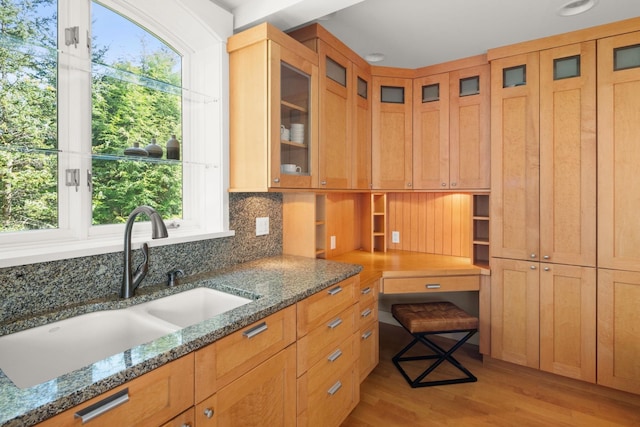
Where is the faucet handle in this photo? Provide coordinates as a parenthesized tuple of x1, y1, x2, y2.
(167, 269, 185, 287)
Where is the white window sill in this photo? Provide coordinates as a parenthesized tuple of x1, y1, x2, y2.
(0, 229, 235, 269)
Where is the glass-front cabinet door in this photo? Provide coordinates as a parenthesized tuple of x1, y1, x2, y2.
(270, 42, 318, 188)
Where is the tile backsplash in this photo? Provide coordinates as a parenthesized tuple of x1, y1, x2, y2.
(0, 193, 283, 323)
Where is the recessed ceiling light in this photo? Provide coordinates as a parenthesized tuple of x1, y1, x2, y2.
(365, 53, 385, 63)
(558, 0, 598, 16)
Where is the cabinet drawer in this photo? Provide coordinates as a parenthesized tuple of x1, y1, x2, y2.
(196, 305, 296, 397)
(297, 304, 357, 375)
(38, 354, 194, 427)
(302, 333, 357, 394)
(297, 364, 359, 427)
(297, 275, 359, 337)
(382, 274, 480, 293)
(357, 297, 377, 329)
(359, 278, 378, 307)
(359, 321, 379, 383)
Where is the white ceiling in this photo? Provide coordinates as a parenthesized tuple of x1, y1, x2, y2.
(210, 0, 640, 69)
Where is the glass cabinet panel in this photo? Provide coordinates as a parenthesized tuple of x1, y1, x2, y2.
(422, 83, 440, 102)
(381, 85, 404, 103)
(326, 56, 347, 86)
(460, 76, 480, 96)
(614, 44, 640, 71)
(503, 65, 526, 87)
(280, 62, 311, 175)
(554, 55, 580, 79)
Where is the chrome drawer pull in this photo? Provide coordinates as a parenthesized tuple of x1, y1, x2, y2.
(74, 388, 129, 424)
(361, 308, 372, 318)
(327, 380, 342, 396)
(328, 349, 343, 362)
(426, 284, 441, 289)
(327, 318, 343, 329)
(327, 286, 343, 295)
(243, 322, 268, 339)
(362, 330, 373, 340)
(361, 287, 371, 295)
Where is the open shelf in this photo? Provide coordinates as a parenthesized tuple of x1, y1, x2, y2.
(472, 194, 490, 266)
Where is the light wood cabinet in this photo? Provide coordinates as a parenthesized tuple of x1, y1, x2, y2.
(358, 275, 379, 382)
(161, 408, 194, 427)
(361, 192, 386, 253)
(371, 71, 413, 190)
(288, 24, 372, 190)
(413, 57, 490, 190)
(282, 193, 327, 259)
(490, 258, 539, 369)
(228, 23, 319, 191)
(597, 269, 640, 395)
(38, 355, 194, 427)
(598, 30, 640, 272)
(296, 275, 360, 427)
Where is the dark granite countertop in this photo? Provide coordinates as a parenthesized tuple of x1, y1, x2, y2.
(0, 255, 362, 427)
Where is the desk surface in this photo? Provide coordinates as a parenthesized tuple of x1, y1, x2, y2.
(330, 250, 488, 279)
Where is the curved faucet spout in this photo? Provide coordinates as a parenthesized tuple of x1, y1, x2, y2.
(121, 206, 169, 298)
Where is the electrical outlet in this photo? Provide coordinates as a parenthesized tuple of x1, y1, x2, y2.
(330, 235, 336, 249)
(392, 231, 400, 243)
(256, 217, 269, 236)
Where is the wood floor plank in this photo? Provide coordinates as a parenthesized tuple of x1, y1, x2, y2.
(342, 323, 640, 426)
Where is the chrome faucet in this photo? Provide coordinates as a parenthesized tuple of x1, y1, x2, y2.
(121, 205, 169, 298)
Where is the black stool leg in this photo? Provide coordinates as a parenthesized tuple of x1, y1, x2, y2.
(392, 328, 478, 388)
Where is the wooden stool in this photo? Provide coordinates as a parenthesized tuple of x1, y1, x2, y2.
(391, 301, 478, 387)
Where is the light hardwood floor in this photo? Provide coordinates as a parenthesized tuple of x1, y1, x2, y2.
(342, 323, 640, 426)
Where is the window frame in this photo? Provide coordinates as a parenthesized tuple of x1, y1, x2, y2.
(0, 0, 234, 268)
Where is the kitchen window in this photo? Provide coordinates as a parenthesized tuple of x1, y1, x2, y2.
(0, 0, 233, 267)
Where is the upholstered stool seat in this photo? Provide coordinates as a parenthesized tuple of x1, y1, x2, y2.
(391, 301, 478, 387)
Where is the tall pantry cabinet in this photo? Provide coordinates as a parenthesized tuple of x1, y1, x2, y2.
(489, 41, 597, 382)
(597, 30, 640, 395)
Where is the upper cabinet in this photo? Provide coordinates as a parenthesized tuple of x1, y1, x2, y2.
(598, 30, 640, 272)
(371, 70, 414, 190)
(228, 23, 319, 191)
(413, 56, 490, 190)
(289, 24, 372, 190)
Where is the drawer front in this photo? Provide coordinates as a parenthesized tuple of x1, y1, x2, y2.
(39, 354, 194, 427)
(213, 305, 296, 390)
(304, 333, 357, 393)
(297, 304, 357, 375)
(382, 274, 480, 293)
(297, 364, 359, 427)
(358, 278, 378, 307)
(357, 297, 377, 329)
(359, 322, 379, 382)
(297, 275, 359, 337)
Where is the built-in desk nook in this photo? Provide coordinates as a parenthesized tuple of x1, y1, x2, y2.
(331, 250, 490, 353)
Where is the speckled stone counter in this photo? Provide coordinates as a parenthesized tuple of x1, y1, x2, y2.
(0, 255, 362, 427)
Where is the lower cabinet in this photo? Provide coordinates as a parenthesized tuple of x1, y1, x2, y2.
(38, 354, 194, 427)
(597, 269, 640, 395)
(35, 274, 374, 427)
(490, 258, 596, 383)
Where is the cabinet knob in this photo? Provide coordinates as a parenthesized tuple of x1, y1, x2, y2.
(451, 182, 457, 187)
(203, 408, 214, 419)
(544, 267, 550, 271)
(441, 182, 447, 187)
(530, 265, 537, 270)
(407, 182, 412, 187)
(273, 178, 280, 183)
(180, 424, 192, 427)
(543, 255, 550, 260)
(530, 253, 537, 259)
(321, 180, 327, 185)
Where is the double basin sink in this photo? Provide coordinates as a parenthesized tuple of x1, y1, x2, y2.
(0, 287, 253, 389)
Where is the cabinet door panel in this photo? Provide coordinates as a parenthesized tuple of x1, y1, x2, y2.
(352, 64, 372, 190)
(490, 52, 540, 260)
(539, 42, 596, 267)
(450, 64, 490, 189)
(490, 258, 539, 368)
(598, 31, 640, 271)
(318, 41, 351, 189)
(598, 269, 640, 395)
(372, 76, 413, 190)
(413, 73, 449, 189)
(540, 264, 596, 382)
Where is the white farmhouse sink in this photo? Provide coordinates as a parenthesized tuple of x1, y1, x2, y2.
(0, 287, 253, 389)
(0, 310, 179, 389)
(132, 287, 252, 328)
